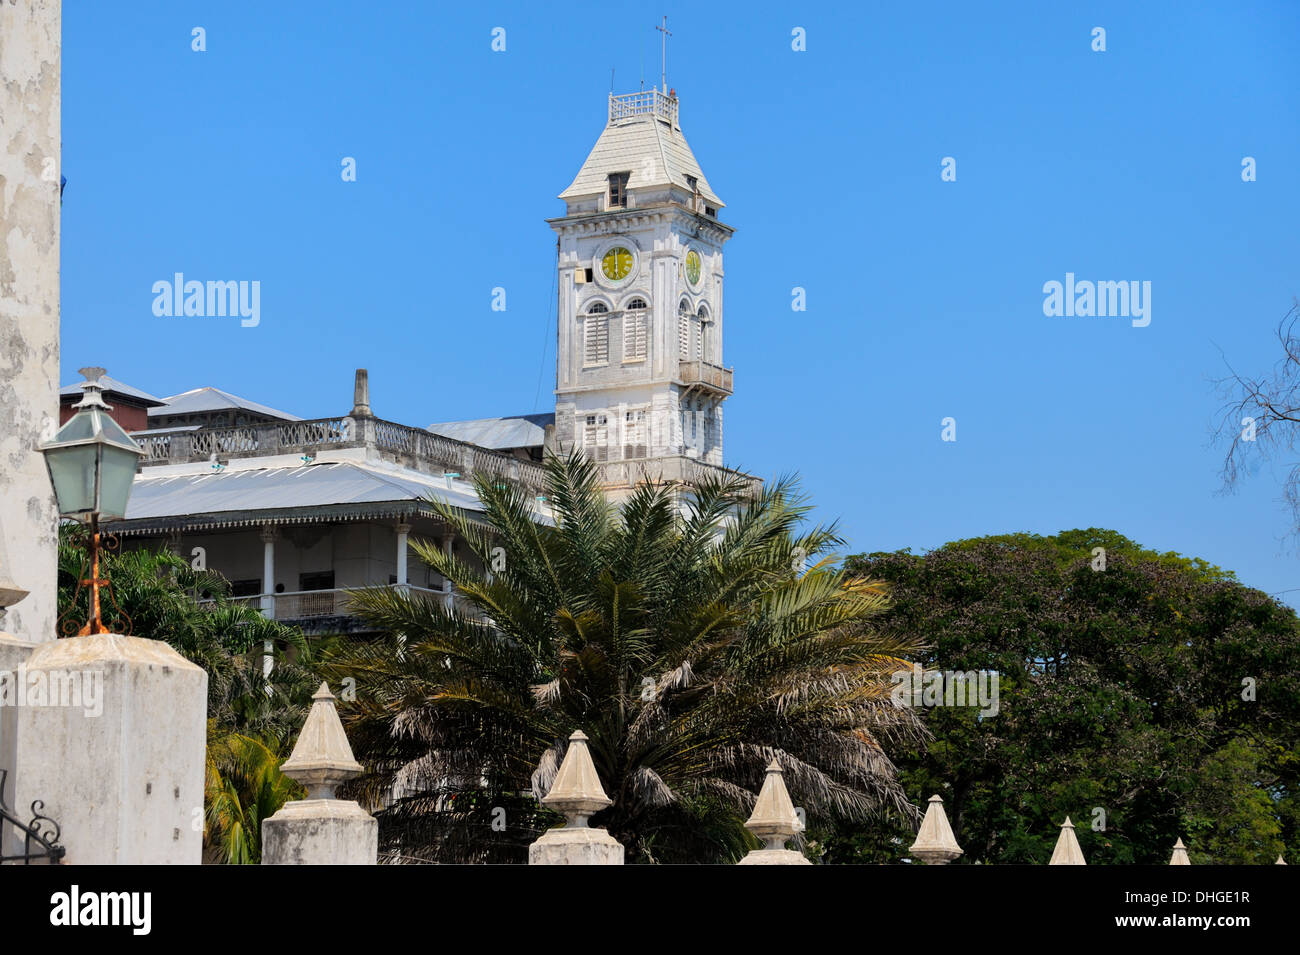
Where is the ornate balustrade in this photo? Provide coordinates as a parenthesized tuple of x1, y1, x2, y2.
(136, 414, 546, 495)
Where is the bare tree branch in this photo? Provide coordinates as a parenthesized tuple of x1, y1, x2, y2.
(1211, 300, 1300, 533)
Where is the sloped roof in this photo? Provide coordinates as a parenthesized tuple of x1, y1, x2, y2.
(114, 461, 484, 530)
(59, 375, 165, 407)
(150, 386, 302, 422)
(559, 100, 723, 206)
(427, 413, 553, 451)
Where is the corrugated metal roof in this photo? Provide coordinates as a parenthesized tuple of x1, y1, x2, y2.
(120, 462, 481, 522)
(59, 375, 165, 407)
(559, 109, 723, 206)
(426, 413, 553, 450)
(150, 386, 302, 421)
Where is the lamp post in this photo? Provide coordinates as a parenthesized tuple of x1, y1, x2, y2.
(37, 368, 145, 635)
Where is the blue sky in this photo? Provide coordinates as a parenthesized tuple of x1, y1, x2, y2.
(61, 2, 1300, 600)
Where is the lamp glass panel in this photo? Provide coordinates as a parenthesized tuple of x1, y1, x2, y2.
(98, 444, 140, 519)
(46, 444, 99, 516)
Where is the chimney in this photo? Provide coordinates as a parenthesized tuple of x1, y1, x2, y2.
(351, 369, 372, 418)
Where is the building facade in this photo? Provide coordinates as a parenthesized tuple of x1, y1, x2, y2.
(89, 87, 752, 635)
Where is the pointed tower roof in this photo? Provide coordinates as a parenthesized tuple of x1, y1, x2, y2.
(279, 682, 364, 799)
(1277, 855, 1287, 865)
(909, 794, 964, 864)
(1169, 838, 1192, 865)
(745, 759, 801, 849)
(560, 89, 723, 207)
(541, 730, 613, 825)
(1048, 816, 1087, 865)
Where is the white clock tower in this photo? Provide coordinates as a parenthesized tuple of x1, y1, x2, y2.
(549, 88, 735, 478)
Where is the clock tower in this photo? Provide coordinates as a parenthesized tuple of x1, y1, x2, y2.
(549, 88, 735, 478)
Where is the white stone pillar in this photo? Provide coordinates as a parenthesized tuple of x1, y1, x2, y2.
(0, 0, 61, 645)
(260, 524, 277, 678)
(737, 759, 810, 865)
(13, 633, 208, 864)
(262, 683, 377, 865)
(0, 630, 36, 860)
(529, 730, 624, 865)
(909, 793, 964, 864)
(395, 522, 410, 588)
(260, 524, 278, 617)
(1170, 838, 1192, 865)
(441, 529, 456, 611)
(1048, 816, 1086, 865)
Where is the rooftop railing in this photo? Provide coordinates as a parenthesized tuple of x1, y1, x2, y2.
(137, 414, 549, 495)
(136, 414, 757, 499)
(609, 88, 678, 125)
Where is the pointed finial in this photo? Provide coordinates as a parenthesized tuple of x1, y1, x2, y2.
(540, 731, 613, 827)
(1048, 816, 1087, 865)
(73, 366, 112, 410)
(279, 682, 364, 799)
(1169, 837, 1191, 865)
(909, 793, 964, 864)
(744, 759, 801, 850)
(1276, 854, 1286, 865)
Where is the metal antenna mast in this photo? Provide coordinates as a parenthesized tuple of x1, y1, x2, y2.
(655, 15, 671, 92)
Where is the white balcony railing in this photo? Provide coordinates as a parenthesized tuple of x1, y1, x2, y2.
(202, 585, 479, 624)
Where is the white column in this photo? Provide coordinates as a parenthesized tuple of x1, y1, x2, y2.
(442, 529, 456, 611)
(395, 521, 411, 588)
(260, 524, 277, 679)
(0, 0, 61, 645)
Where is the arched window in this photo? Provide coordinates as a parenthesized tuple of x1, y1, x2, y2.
(678, 299, 692, 360)
(695, 305, 710, 362)
(584, 302, 609, 366)
(623, 298, 648, 362)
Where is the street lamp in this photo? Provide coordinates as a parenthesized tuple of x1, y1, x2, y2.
(38, 367, 145, 635)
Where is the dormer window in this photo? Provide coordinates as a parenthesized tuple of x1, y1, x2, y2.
(685, 175, 698, 192)
(608, 172, 630, 209)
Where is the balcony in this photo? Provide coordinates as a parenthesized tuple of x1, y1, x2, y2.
(678, 360, 733, 395)
(207, 586, 480, 633)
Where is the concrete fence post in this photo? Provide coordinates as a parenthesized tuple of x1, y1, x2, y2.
(262, 682, 377, 865)
(14, 632, 208, 864)
(529, 730, 624, 864)
(1169, 838, 1191, 865)
(1048, 816, 1087, 865)
(737, 759, 810, 865)
(909, 793, 964, 865)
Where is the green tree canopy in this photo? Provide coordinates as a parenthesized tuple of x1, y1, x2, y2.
(823, 529, 1300, 865)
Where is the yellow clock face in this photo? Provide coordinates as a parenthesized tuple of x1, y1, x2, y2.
(685, 249, 702, 286)
(601, 246, 634, 281)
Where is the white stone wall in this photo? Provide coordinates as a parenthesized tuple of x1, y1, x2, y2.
(0, 0, 61, 643)
(552, 205, 730, 466)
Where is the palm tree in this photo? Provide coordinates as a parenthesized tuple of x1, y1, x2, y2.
(321, 453, 925, 863)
